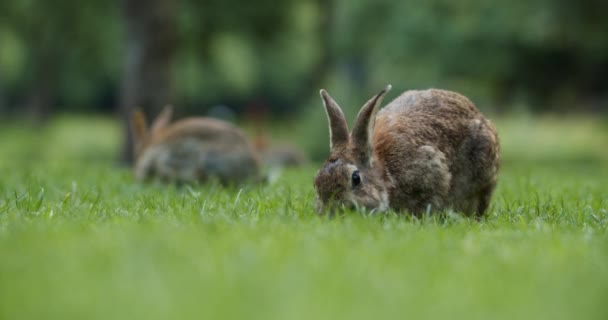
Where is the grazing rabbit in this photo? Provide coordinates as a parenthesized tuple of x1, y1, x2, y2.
(314, 85, 500, 216)
(131, 106, 261, 185)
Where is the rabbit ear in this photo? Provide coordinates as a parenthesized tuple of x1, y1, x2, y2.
(351, 85, 391, 163)
(320, 89, 349, 149)
(131, 109, 148, 157)
(150, 105, 173, 137)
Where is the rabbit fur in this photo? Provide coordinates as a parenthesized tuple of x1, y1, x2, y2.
(313, 85, 500, 216)
(131, 106, 261, 185)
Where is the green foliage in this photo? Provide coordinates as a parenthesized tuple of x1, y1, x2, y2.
(0, 116, 607, 319)
(175, 0, 321, 106)
(0, 0, 121, 108)
(333, 0, 608, 110)
(1, 0, 607, 113)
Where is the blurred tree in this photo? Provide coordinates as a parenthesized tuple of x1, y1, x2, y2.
(119, 0, 178, 164)
(332, 0, 608, 112)
(176, 0, 297, 113)
(289, 0, 335, 108)
(0, 0, 57, 121)
(0, 0, 607, 123)
(0, 72, 4, 113)
(0, 0, 118, 119)
(0, 2, 13, 115)
(0, 2, 4, 112)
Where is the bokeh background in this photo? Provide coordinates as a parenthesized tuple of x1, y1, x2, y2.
(0, 0, 607, 163)
(1, 4, 607, 318)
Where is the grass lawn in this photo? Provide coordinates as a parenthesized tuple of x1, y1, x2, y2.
(0, 115, 607, 320)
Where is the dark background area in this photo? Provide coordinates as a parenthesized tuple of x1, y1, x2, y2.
(0, 0, 607, 161)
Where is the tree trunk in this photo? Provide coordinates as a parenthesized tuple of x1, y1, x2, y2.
(25, 49, 57, 124)
(119, 0, 177, 164)
(0, 70, 5, 114)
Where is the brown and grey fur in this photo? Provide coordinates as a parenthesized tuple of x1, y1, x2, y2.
(131, 106, 261, 185)
(314, 86, 500, 217)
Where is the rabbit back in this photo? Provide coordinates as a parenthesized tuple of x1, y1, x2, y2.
(374, 89, 500, 215)
(135, 118, 260, 184)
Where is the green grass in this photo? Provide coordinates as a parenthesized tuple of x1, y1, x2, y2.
(1, 115, 607, 320)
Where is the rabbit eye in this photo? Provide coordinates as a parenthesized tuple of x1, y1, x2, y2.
(351, 170, 361, 186)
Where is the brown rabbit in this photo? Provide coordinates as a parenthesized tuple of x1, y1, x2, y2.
(314, 85, 500, 216)
(131, 106, 261, 185)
